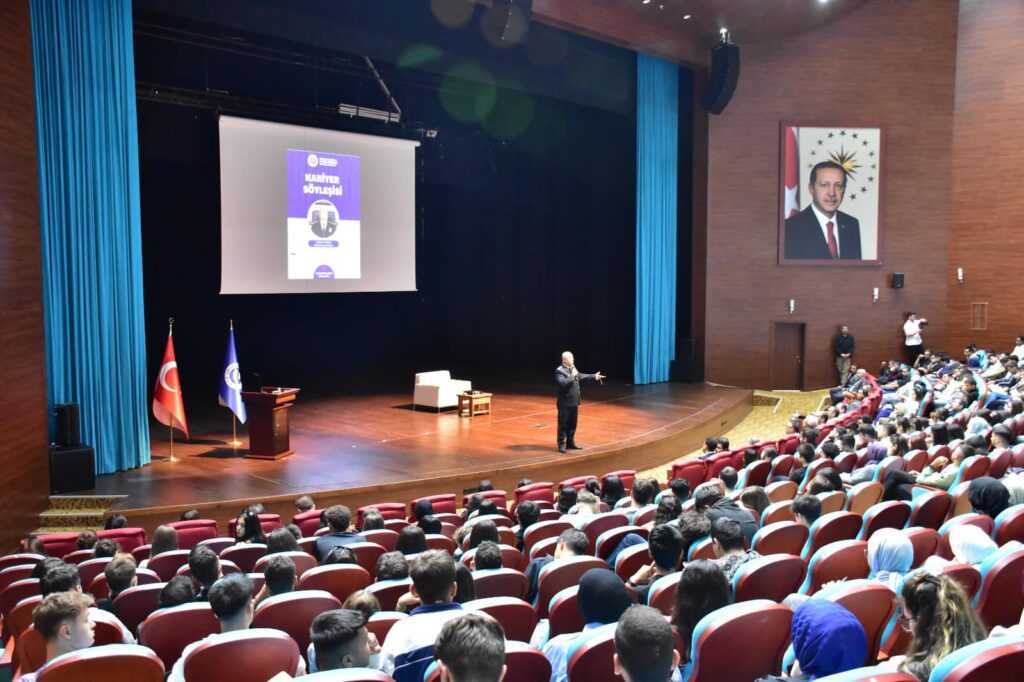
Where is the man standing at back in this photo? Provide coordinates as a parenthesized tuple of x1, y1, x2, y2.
(903, 313, 927, 366)
(834, 326, 855, 384)
(554, 351, 605, 453)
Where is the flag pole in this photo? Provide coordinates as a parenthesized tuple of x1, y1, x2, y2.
(228, 319, 242, 448)
(168, 317, 178, 462)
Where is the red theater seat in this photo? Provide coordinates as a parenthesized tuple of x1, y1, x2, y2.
(229, 514, 283, 538)
(138, 602, 220, 670)
(252, 590, 341, 659)
(409, 493, 457, 519)
(765, 480, 797, 503)
(146, 549, 192, 581)
(534, 557, 607, 617)
(682, 600, 793, 682)
(802, 540, 870, 595)
(0, 554, 45, 573)
(365, 610, 406, 644)
(817, 580, 898, 664)
(292, 509, 322, 537)
(356, 503, 406, 527)
(198, 537, 235, 555)
(461, 490, 508, 509)
(34, 643, 164, 682)
(994, 505, 1024, 546)
(0, 564, 36, 594)
(846, 482, 884, 516)
(253, 550, 318, 578)
(907, 489, 952, 531)
(343, 542, 387, 579)
(936, 514, 995, 560)
(752, 522, 809, 557)
(364, 578, 412, 611)
(594, 525, 646, 560)
(463, 596, 538, 642)
(514, 482, 556, 508)
(761, 500, 795, 526)
(614, 544, 652, 583)
(602, 470, 637, 491)
(802, 511, 862, 559)
(732, 554, 807, 603)
(361, 529, 399, 552)
(973, 545, 1024, 630)
(858, 502, 912, 541)
(581, 512, 627, 552)
(472, 568, 529, 599)
(17, 618, 129, 674)
(666, 460, 706, 491)
(220, 543, 267, 572)
(546, 585, 584, 638)
(523, 520, 572, 556)
(933, 563, 982, 601)
(167, 519, 219, 549)
(902, 527, 940, 568)
(297, 564, 370, 603)
(112, 583, 165, 634)
(76, 557, 113, 590)
(182, 628, 301, 682)
(927, 636, 1024, 682)
(61, 549, 94, 565)
(818, 491, 848, 515)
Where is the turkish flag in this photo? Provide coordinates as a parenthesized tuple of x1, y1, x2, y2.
(784, 126, 800, 218)
(153, 331, 189, 438)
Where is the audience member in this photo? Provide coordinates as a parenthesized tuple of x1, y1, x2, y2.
(866, 527, 913, 590)
(601, 475, 626, 507)
(614, 605, 680, 682)
(234, 509, 267, 545)
(284, 523, 302, 541)
(316, 505, 364, 561)
(624, 478, 658, 523)
(543, 568, 632, 682)
(653, 494, 682, 526)
(472, 541, 503, 570)
(626, 523, 684, 603)
(922, 523, 997, 570)
(669, 478, 690, 502)
(694, 485, 757, 542)
(738, 487, 770, 520)
(710, 517, 760, 581)
(568, 490, 601, 527)
(342, 590, 382, 621)
(75, 530, 97, 551)
(967, 476, 1011, 519)
(376, 552, 410, 581)
(308, 608, 378, 673)
(670, 560, 729, 664)
(255, 554, 297, 606)
(789, 444, 814, 484)
(323, 546, 357, 565)
(791, 495, 822, 528)
(466, 520, 499, 551)
(555, 486, 578, 516)
(38, 561, 134, 643)
(104, 514, 128, 530)
(419, 515, 443, 535)
(381, 551, 467, 680)
(158, 575, 197, 609)
(188, 544, 222, 601)
(434, 613, 506, 682)
(295, 495, 315, 513)
(96, 554, 137, 611)
(266, 526, 301, 554)
(514, 500, 541, 552)
(524, 529, 588, 603)
(361, 509, 385, 531)
(141, 524, 178, 568)
(719, 467, 738, 493)
(20, 591, 95, 681)
(168, 573, 305, 681)
(412, 500, 434, 522)
(453, 563, 475, 604)
(179, 509, 200, 521)
(757, 600, 867, 681)
(93, 538, 118, 558)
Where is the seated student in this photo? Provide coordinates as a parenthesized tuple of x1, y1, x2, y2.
(169, 573, 304, 681)
(738, 487, 771, 520)
(92, 538, 118, 559)
(376, 551, 410, 582)
(158, 575, 197, 609)
(916, 443, 974, 490)
(180, 509, 201, 521)
(308, 608, 379, 673)
(419, 515, 443, 536)
(967, 476, 1015, 518)
(710, 517, 760, 581)
(140, 525, 178, 569)
(694, 486, 757, 543)
(381, 551, 467, 681)
(95, 554, 137, 611)
(866, 528, 913, 591)
(295, 495, 316, 514)
(266, 527, 301, 554)
(791, 494, 822, 529)
(654, 495, 682, 526)
(719, 467, 739, 494)
(523, 529, 589, 604)
(756, 600, 867, 681)
(316, 505, 365, 562)
(17, 591, 96, 682)
(601, 475, 627, 508)
(361, 509, 386, 531)
(39, 562, 133, 643)
(555, 487, 578, 516)
(513, 500, 541, 552)
(471, 541, 503, 571)
(624, 478, 659, 523)
(343, 591, 382, 622)
(697, 437, 719, 460)
(254, 554, 296, 606)
(234, 509, 267, 545)
(670, 561, 730, 666)
(543, 569, 633, 682)
(614, 606, 681, 682)
(788, 444, 815, 485)
(397, 526, 429, 557)
(453, 564, 476, 605)
(668, 478, 690, 503)
(434, 613, 507, 682)
(76, 530, 98, 551)
(922, 523, 997, 571)
(188, 544, 222, 601)
(324, 546, 358, 565)
(567, 490, 601, 528)
(625, 523, 684, 604)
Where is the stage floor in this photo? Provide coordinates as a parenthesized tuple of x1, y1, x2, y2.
(92, 378, 751, 520)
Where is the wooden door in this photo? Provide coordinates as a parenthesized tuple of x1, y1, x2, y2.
(772, 323, 805, 390)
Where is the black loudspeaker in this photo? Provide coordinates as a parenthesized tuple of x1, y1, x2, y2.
(489, 0, 532, 43)
(54, 403, 81, 447)
(49, 444, 95, 494)
(892, 273, 905, 289)
(703, 36, 740, 114)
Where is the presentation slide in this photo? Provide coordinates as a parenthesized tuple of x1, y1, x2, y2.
(219, 116, 419, 294)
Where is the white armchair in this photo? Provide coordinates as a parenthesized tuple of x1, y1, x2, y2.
(414, 370, 472, 411)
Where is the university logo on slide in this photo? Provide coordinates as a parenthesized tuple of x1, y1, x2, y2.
(307, 153, 319, 167)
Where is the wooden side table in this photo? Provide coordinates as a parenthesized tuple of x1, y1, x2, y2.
(458, 392, 492, 417)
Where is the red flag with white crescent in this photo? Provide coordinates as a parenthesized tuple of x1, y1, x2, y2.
(784, 126, 800, 218)
(153, 330, 189, 438)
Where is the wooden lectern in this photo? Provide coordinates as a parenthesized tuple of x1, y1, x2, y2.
(241, 388, 300, 460)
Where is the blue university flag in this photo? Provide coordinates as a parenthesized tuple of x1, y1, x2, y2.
(218, 323, 247, 423)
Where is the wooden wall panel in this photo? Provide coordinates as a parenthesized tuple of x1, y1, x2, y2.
(0, 0, 50, 551)
(946, 0, 1024, 352)
(700, 0, 959, 389)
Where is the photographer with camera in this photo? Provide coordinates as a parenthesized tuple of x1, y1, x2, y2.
(903, 312, 928, 366)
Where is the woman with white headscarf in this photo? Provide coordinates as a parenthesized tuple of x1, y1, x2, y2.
(922, 523, 998, 572)
(867, 527, 914, 590)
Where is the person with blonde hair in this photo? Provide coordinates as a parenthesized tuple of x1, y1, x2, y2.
(887, 572, 986, 681)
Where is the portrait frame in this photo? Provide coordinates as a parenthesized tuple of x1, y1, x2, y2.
(778, 122, 885, 266)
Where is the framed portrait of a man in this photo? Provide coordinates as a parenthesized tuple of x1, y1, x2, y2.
(778, 124, 884, 265)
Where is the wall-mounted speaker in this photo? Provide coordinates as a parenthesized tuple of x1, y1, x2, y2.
(49, 444, 95, 494)
(892, 273, 905, 289)
(54, 402, 81, 447)
(703, 36, 740, 114)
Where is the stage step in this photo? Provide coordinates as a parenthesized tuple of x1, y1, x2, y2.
(32, 495, 129, 534)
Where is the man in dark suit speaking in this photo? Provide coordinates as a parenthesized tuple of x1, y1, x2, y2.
(784, 160, 862, 260)
(310, 207, 337, 238)
(555, 351, 605, 453)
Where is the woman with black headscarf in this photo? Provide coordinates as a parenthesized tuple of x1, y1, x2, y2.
(967, 476, 1011, 519)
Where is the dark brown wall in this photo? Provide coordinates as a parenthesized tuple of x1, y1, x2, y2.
(0, 0, 50, 550)
(946, 0, 1024, 352)
(701, 0, 959, 389)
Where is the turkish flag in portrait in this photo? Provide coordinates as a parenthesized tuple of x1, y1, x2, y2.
(153, 331, 189, 438)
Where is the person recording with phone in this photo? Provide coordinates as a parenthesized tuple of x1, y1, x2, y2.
(903, 313, 928, 366)
(554, 351, 605, 454)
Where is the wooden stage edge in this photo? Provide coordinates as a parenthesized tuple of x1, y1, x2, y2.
(109, 383, 753, 536)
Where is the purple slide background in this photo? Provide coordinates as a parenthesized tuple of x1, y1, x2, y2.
(286, 149, 360, 220)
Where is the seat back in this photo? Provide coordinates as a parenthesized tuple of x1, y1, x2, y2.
(647, 572, 681, 616)
(361, 529, 399, 552)
(937, 513, 995, 560)
(252, 589, 341, 657)
(198, 537, 235, 555)
(557, 476, 596, 491)
(513, 483, 555, 508)
(61, 549, 94, 565)
(183, 628, 301, 682)
(297, 564, 371, 602)
(0, 578, 40, 636)
(903, 450, 928, 473)
(535, 557, 608, 617)
(768, 454, 795, 480)
(461, 490, 509, 510)
(667, 460, 707, 491)
(76, 557, 113, 591)
(167, 520, 219, 549)
(0, 564, 36, 594)
(523, 520, 572, 556)
(902, 527, 940, 568)
(751, 522, 809, 556)
(908, 490, 952, 530)
(112, 582, 165, 634)
(602, 470, 637, 492)
(994, 505, 1024, 546)
(846, 482, 884, 516)
(547, 585, 584, 638)
(356, 503, 406, 528)
(7, 594, 42, 644)
(471, 568, 529, 599)
(683, 600, 793, 682)
(219, 544, 268, 573)
(986, 449, 1012, 479)
(344, 542, 387, 580)
(581, 512, 627, 552)
(816, 580, 898, 664)
(934, 563, 982, 601)
(594, 526, 646, 561)
(761, 500, 795, 526)
(859, 502, 912, 541)
(800, 540, 870, 595)
(424, 534, 456, 553)
(802, 512, 863, 560)
(799, 458, 837, 493)
(956, 455, 990, 487)
(252, 550, 318, 578)
(0, 554, 45, 572)
(687, 537, 716, 562)
(35, 643, 165, 682)
(742, 460, 773, 488)
(973, 543, 1024, 630)
(138, 602, 220, 670)
(463, 596, 538, 643)
(364, 578, 412, 611)
(292, 509, 322, 537)
(365, 611, 406, 644)
(834, 452, 859, 475)
(146, 549, 192, 581)
(927, 635, 1024, 682)
(872, 456, 905, 485)
(614, 544, 652, 583)
(409, 494, 457, 519)
(18, 616, 130, 673)
(812, 665, 917, 681)
(732, 554, 807, 604)
(818, 491, 848, 516)
(565, 622, 620, 682)
(765, 480, 798, 503)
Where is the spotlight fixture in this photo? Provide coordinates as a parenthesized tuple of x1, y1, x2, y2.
(684, 15, 692, 20)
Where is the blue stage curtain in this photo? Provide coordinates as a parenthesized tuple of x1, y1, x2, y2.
(634, 54, 678, 385)
(31, 0, 150, 473)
